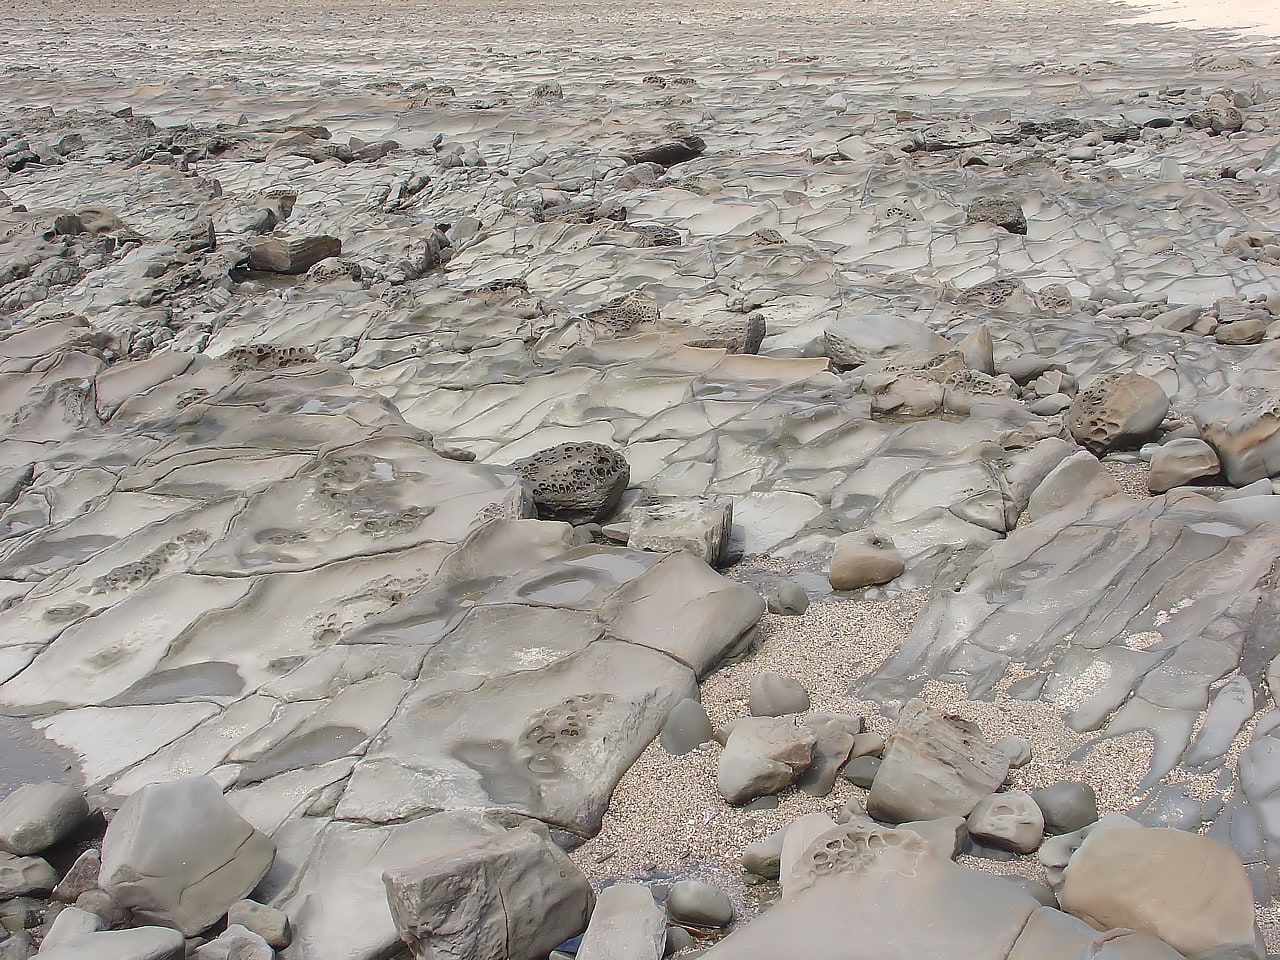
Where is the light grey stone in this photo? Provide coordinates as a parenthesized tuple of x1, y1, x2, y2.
(193, 925, 273, 960)
(227, 901, 292, 950)
(0, 932, 34, 960)
(828, 531, 904, 590)
(748, 672, 810, 717)
(717, 717, 816, 805)
(994, 736, 1032, 767)
(39, 907, 105, 950)
(841, 755, 880, 788)
(0, 783, 88, 856)
(824, 313, 951, 368)
(966, 790, 1044, 853)
(0, 854, 58, 898)
(1027, 450, 1122, 521)
(897, 817, 966, 860)
(628, 496, 733, 566)
(1148, 438, 1220, 493)
(33, 927, 185, 960)
(660, 698, 714, 755)
(797, 714, 858, 797)
(666, 880, 733, 928)
(577, 883, 665, 960)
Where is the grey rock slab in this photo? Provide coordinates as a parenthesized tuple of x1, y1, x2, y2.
(0, 853, 58, 897)
(627, 496, 733, 566)
(33, 928, 184, 960)
(660, 698, 713, 755)
(1031, 782, 1099, 835)
(1005, 904, 1099, 960)
(717, 717, 816, 805)
(748, 672, 810, 717)
(666, 879, 733, 928)
(823, 313, 951, 368)
(0, 782, 88, 855)
(384, 821, 592, 960)
(576, 882, 665, 960)
(227, 900, 292, 950)
(777, 813, 842, 898)
(99, 776, 275, 936)
(1185, 676, 1254, 768)
(867, 699, 1009, 822)
(966, 790, 1044, 853)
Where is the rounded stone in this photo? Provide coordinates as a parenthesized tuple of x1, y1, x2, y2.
(828, 531, 904, 590)
(994, 736, 1032, 768)
(666, 879, 733, 928)
(749, 672, 810, 717)
(512, 441, 630, 523)
(1147, 438, 1220, 493)
(966, 790, 1044, 854)
(764, 579, 809, 616)
(1067, 372, 1169, 454)
(1030, 781, 1099, 835)
(841, 755, 881, 789)
(661, 698, 714, 755)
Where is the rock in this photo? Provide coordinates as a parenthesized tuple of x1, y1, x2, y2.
(513, 441, 630, 523)
(193, 925, 273, 960)
(666, 926, 695, 955)
(248, 235, 342, 274)
(1003, 876, 1058, 907)
(74, 890, 128, 928)
(685, 314, 766, 354)
(748, 672, 810, 716)
(823, 313, 951, 368)
(966, 790, 1044, 853)
(576, 882, 666, 960)
(717, 717, 817, 804)
(0, 783, 89, 855)
(763, 579, 808, 615)
(777, 813, 844, 897)
(1215, 319, 1265, 344)
(957, 324, 996, 375)
(52, 849, 99, 903)
(384, 821, 593, 960)
(1027, 450, 1122, 521)
(1039, 813, 1143, 888)
(847, 732, 885, 759)
(40, 907, 106, 949)
(628, 496, 733, 565)
(828, 531, 904, 590)
(0, 854, 57, 898)
(0, 932, 34, 960)
(1147, 438, 1220, 492)
(33, 927, 185, 960)
(742, 827, 786, 879)
(898, 817, 967, 860)
(1030, 782, 1099, 834)
(841, 755, 880, 788)
(623, 136, 706, 168)
(965, 198, 1027, 235)
(797, 714, 858, 797)
(1068, 373, 1170, 454)
(99, 776, 275, 936)
(661, 698, 714, 755)
(994, 736, 1031, 767)
(227, 900, 292, 950)
(867, 700, 1010, 822)
(666, 880, 733, 928)
(1058, 827, 1261, 959)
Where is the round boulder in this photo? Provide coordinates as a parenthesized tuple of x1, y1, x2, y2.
(966, 790, 1044, 854)
(1067, 373, 1169, 454)
(666, 879, 733, 928)
(512, 441, 630, 523)
(749, 672, 810, 717)
(829, 531, 904, 590)
(1031, 781, 1099, 835)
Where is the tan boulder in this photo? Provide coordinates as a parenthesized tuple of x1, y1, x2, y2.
(1068, 373, 1169, 454)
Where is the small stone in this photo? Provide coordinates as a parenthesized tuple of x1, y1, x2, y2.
(74, 889, 129, 928)
(742, 827, 785, 879)
(666, 925, 695, 954)
(52, 848, 100, 902)
(966, 790, 1045, 853)
(194, 924, 273, 960)
(841, 755, 881, 788)
(763, 579, 808, 615)
(227, 900, 293, 950)
(248, 235, 342, 274)
(828, 530, 904, 590)
(847, 732, 885, 759)
(0, 783, 89, 855)
(666, 880, 733, 928)
(994, 736, 1032, 767)
(0, 854, 58, 898)
(898, 817, 967, 860)
(661, 699, 714, 755)
(577, 883, 666, 960)
(748, 672, 810, 717)
(964, 198, 1027, 235)
(1030, 782, 1099, 835)
(1067, 372, 1169, 454)
(797, 714, 858, 797)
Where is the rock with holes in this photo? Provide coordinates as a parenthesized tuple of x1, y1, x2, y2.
(0, 782, 88, 855)
(384, 820, 593, 960)
(248, 235, 341, 274)
(966, 790, 1044, 853)
(512, 441, 630, 523)
(964, 198, 1027, 235)
(717, 717, 817, 804)
(823, 313, 951, 368)
(576, 882, 666, 960)
(628, 495, 733, 565)
(828, 531, 904, 590)
(98, 776, 275, 936)
(1068, 373, 1169, 454)
(867, 700, 1009, 823)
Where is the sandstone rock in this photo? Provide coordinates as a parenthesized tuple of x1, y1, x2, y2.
(1027, 450, 1123, 521)
(0, 782, 88, 855)
(384, 821, 593, 960)
(841, 755, 880, 788)
(1031, 782, 1099, 835)
(0, 854, 57, 898)
(99, 776, 275, 936)
(1058, 827, 1261, 959)
(749, 672, 810, 716)
(823, 313, 951, 368)
(227, 900, 292, 950)
(763, 578, 808, 615)
(828, 531, 904, 590)
(33, 927, 185, 960)
(867, 700, 1009, 822)
(898, 817, 967, 859)
(248, 235, 341, 274)
(685, 314, 766, 354)
(1147, 438, 1220, 492)
(1215, 319, 1265, 345)
(660, 698, 714, 755)
(628, 495, 733, 565)
(576, 882, 666, 960)
(666, 879, 733, 928)
(513, 441, 630, 523)
(1039, 813, 1143, 888)
(778, 813, 844, 897)
(193, 924, 273, 960)
(957, 324, 996, 374)
(717, 717, 817, 804)
(965, 198, 1027, 235)
(1068, 373, 1169, 454)
(966, 790, 1044, 853)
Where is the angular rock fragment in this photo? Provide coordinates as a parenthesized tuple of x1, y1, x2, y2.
(228, 900, 293, 949)
(248, 235, 342, 274)
(193, 925, 273, 960)
(1147, 438, 1220, 492)
(513, 441, 630, 523)
(717, 717, 816, 804)
(628, 495, 733, 565)
(576, 882, 666, 960)
(0, 782, 88, 855)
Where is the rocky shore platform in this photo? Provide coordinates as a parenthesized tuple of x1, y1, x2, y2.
(1, 0, 1280, 956)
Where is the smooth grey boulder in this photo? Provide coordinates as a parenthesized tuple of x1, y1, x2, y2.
(1216, 319, 1266, 345)
(748, 672, 810, 717)
(1031, 782, 1099, 835)
(227, 900, 292, 950)
(513, 441, 630, 523)
(628, 496, 733, 566)
(666, 879, 733, 928)
(994, 736, 1031, 768)
(384, 821, 592, 960)
(823, 313, 951, 368)
(1068, 372, 1169, 454)
(33, 927, 185, 960)
(193, 924, 273, 960)
(841, 755, 880, 788)
(763, 579, 809, 615)
(966, 790, 1044, 853)
(1147, 438, 1220, 493)
(0, 783, 89, 855)
(867, 700, 1009, 823)
(40, 907, 106, 949)
(717, 717, 816, 805)
(0, 932, 34, 960)
(576, 882, 666, 960)
(828, 531, 904, 590)
(99, 776, 275, 936)
(0, 853, 57, 898)
(661, 698, 714, 755)
(1039, 813, 1143, 888)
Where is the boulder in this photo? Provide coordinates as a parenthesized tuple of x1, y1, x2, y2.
(576, 882, 666, 960)
(660, 698, 714, 755)
(1039, 813, 1143, 888)
(966, 790, 1044, 853)
(1068, 373, 1169, 454)
(193, 925, 273, 960)
(1215, 319, 1266, 345)
(666, 879, 733, 928)
(763, 578, 809, 615)
(33, 927, 185, 960)
(0, 782, 89, 855)
(717, 717, 817, 804)
(867, 700, 1009, 822)
(227, 900, 293, 950)
(52, 849, 100, 903)
(248, 235, 342, 274)
(0, 853, 58, 897)
(512, 441, 630, 523)
(748, 672, 810, 716)
(1058, 827, 1262, 959)
(1147, 438, 1220, 492)
(99, 777, 275, 936)
(823, 313, 951, 368)
(384, 821, 592, 960)
(797, 714, 858, 797)
(828, 531, 904, 590)
(957, 324, 996, 374)
(1030, 782, 1099, 835)
(40, 907, 106, 949)
(628, 496, 733, 565)
(1027, 450, 1122, 521)
(964, 198, 1027, 235)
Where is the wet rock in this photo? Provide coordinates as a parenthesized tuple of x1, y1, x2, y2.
(628, 495, 733, 565)
(1031, 782, 1099, 835)
(33, 927, 185, 960)
(193, 925, 273, 960)
(1068, 372, 1169, 454)
(0, 782, 88, 855)
(227, 900, 292, 950)
(661, 698, 714, 755)
(867, 700, 1009, 822)
(966, 790, 1044, 853)
(577, 882, 666, 960)
(0, 854, 57, 898)
(763, 578, 808, 615)
(1058, 827, 1261, 959)
(99, 776, 275, 936)
(748, 672, 810, 717)
(828, 531, 904, 590)
(666, 880, 733, 928)
(1147, 438, 1220, 492)
(717, 717, 817, 804)
(384, 821, 593, 960)
(513, 441, 630, 523)
(247, 235, 342, 274)
(964, 198, 1027, 235)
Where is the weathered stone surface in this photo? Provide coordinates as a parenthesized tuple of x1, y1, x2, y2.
(33, 927, 185, 960)
(898, 817, 967, 860)
(966, 790, 1044, 853)
(248, 235, 342, 274)
(717, 717, 817, 804)
(824, 313, 951, 368)
(867, 700, 1009, 823)
(40, 906, 106, 949)
(576, 882, 665, 960)
(0, 853, 58, 898)
(748, 672, 810, 717)
(513, 441, 630, 523)
(194, 925, 274, 960)
(1068, 373, 1169, 454)
(965, 198, 1027, 235)
(628, 495, 733, 565)
(99, 777, 275, 936)
(1148, 438, 1220, 493)
(384, 820, 592, 960)
(227, 900, 292, 950)
(828, 531, 904, 590)
(0, 782, 89, 855)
